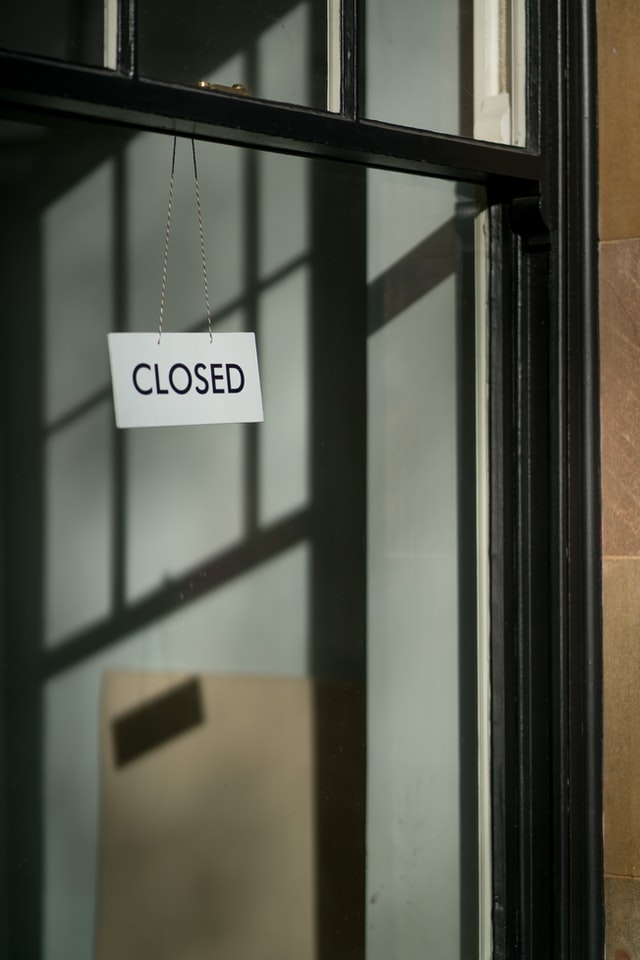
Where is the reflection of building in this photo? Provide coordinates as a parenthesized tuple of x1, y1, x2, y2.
(0, 1, 622, 958)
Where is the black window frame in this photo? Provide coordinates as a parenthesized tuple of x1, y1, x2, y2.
(0, 0, 603, 956)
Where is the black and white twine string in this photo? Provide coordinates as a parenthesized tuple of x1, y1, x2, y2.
(158, 136, 213, 343)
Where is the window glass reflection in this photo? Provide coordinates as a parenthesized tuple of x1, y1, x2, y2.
(368, 275, 462, 958)
(45, 407, 113, 648)
(365, 0, 525, 144)
(367, 171, 481, 957)
(44, 160, 113, 424)
(126, 136, 245, 333)
(139, 0, 327, 110)
(256, 1, 311, 107)
(1, 0, 105, 67)
(366, 0, 473, 136)
(125, 414, 245, 602)
(44, 544, 311, 959)
(258, 151, 309, 280)
(258, 268, 310, 525)
(0, 118, 483, 960)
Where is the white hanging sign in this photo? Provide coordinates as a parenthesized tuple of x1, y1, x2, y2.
(108, 332, 264, 428)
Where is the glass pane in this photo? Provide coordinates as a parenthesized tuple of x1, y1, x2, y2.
(366, 0, 474, 136)
(367, 172, 479, 956)
(1, 0, 106, 66)
(365, 0, 526, 143)
(0, 117, 484, 959)
(138, 0, 328, 110)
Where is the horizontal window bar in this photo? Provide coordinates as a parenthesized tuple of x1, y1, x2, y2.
(0, 50, 540, 190)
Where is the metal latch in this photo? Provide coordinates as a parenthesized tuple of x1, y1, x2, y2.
(197, 81, 251, 97)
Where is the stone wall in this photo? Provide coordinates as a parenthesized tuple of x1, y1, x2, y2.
(599, 0, 640, 955)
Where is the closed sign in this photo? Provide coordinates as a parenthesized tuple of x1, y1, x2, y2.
(108, 332, 264, 428)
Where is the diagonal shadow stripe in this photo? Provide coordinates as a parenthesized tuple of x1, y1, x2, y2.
(112, 676, 204, 767)
(43, 507, 312, 678)
(367, 217, 455, 335)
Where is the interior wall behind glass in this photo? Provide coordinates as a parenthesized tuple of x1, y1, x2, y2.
(43, 545, 310, 960)
(30, 127, 316, 959)
(1, 0, 104, 66)
(366, 170, 475, 958)
(43, 159, 115, 646)
(138, 0, 326, 109)
(365, 0, 474, 136)
(1, 116, 479, 960)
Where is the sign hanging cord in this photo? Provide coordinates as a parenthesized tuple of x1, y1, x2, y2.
(157, 137, 176, 344)
(158, 136, 213, 344)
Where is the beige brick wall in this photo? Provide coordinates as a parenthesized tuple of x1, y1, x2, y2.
(599, 0, 640, 955)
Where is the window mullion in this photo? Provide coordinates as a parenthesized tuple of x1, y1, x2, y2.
(117, 0, 138, 78)
(340, 0, 358, 118)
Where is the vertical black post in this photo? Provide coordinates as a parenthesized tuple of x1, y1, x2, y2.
(512, 217, 554, 960)
(119, 0, 137, 77)
(112, 148, 128, 610)
(548, 0, 603, 953)
(243, 43, 260, 535)
(310, 157, 367, 959)
(564, 2, 603, 953)
(540, 0, 603, 953)
(0, 356, 6, 960)
(455, 188, 481, 959)
(489, 197, 556, 960)
(0, 193, 45, 960)
(458, 0, 475, 138)
(488, 201, 516, 960)
(342, 0, 358, 117)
